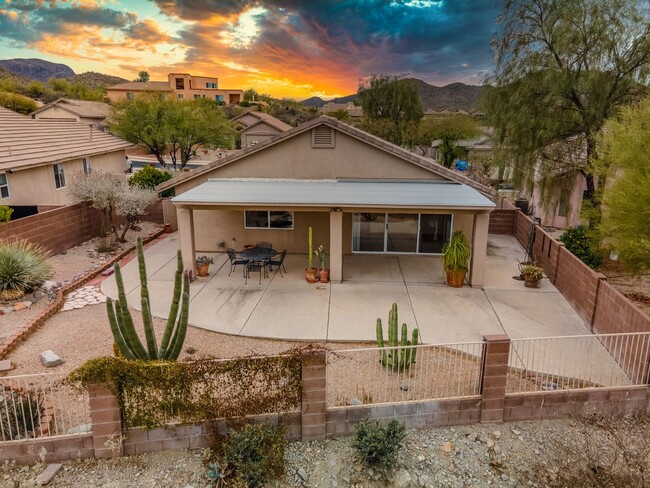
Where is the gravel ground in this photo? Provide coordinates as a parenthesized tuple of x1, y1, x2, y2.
(2, 417, 649, 487)
(599, 259, 650, 316)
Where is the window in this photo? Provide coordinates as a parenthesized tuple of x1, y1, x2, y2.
(194, 94, 201, 100)
(312, 126, 335, 148)
(206, 82, 210, 88)
(82, 157, 92, 174)
(0, 173, 9, 199)
(215, 95, 224, 102)
(53, 163, 66, 189)
(177, 94, 184, 99)
(126, 92, 133, 100)
(244, 211, 294, 229)
(557, 188, 571, 217)
(176, 78, 184, 89)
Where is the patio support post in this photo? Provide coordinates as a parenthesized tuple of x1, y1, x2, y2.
(177, 207, 196, 275)
(329, 210, 343, 283)
(480, 334, 510, 423)
(470, 213, 489, 287)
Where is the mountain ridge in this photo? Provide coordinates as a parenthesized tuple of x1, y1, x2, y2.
(0, 58, 75, 82)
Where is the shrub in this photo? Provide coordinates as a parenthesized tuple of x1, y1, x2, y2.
(222, 423, 285, 487)
(353, 418, 406, 475)
(0, 91, 38, 114)
(0, 240, 53, 300)
(0, 205, 13, 222)
(558, 225, 603, 268)
(0, 389, 41, 440)
(128, 166, 174, 197)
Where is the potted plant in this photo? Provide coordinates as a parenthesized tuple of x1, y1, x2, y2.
(442, 230, 471, 288)
(305, 227, 318, 283)
(520, 263, 543, 288)
(195, 255, 214, 277)
(315, 244, 329, 283)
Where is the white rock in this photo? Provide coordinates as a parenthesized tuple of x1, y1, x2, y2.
(40, 350, 63, 367)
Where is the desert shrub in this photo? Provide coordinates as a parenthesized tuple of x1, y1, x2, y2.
(0, 390, 41, 440)
(0, 205, 13, 222)
(221, 423, 285, 487)
(353, 418, 406, 475)
(0, 240, 53, 300)
(128, 166, 174, 197)
(0, 91, 38, 114)
(559, 225, 604, 268)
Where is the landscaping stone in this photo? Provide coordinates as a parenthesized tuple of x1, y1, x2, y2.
(36, 463, 62, 485)
(297, 467, 309, 482)
(0, 360, 12, 371)
(40, 350, 63, 367)
(13, 302, 26, 311)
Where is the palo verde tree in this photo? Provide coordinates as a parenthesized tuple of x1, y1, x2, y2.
(357, 75, 423, 146)
(482, 0, 650, 223)
(407, 115, 481, 166)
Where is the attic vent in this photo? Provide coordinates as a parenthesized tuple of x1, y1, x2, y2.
(312, 126, 335, 148)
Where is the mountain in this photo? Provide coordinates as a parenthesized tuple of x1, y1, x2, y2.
(301, 96, 326, 107)
(0, 67, 33, 86)
(0, 58, 74, 82)
(67, 72, 128, 89)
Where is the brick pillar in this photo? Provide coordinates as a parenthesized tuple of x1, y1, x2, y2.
(480, 335, 510, 423)
(88, 384, 124, 459)
(301, 350, 327, 441)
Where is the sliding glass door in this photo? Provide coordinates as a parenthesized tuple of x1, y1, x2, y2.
(352, 213, 452, 254)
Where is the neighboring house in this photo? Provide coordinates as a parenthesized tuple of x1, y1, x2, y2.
(157, 116, 496, 286)
(30, 98, 111, 130)
(429, 135, 493, 163)
(106, 73, 244, 105)
(232, 111, 292, 147)
(0, 107, 131, 212)
(321, 102, 363, 119)
(528, 172, 586, 229)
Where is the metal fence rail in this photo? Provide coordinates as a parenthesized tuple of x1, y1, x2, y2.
(0, 373, 90, 441)
(326, 342, 484, 407)
(507, 332, 650, 394)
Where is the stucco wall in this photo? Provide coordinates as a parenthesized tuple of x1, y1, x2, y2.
(32, 105, 78, 122)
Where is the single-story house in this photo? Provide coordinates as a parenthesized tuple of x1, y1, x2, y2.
(157, 116, 496, 286)
(232, 111, 292, 147)
(30, 98, 111, 129)
(0, 107, 131, 211)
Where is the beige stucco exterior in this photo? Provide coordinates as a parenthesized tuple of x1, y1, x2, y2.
(240, 121, 285, 147)
(31, 105, 102, 126)
(1, 150, 126, 207)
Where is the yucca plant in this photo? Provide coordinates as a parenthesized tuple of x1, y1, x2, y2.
(0, 240, 53, 300)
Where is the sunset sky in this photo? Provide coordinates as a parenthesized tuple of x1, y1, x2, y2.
(0, 0, 501, 100)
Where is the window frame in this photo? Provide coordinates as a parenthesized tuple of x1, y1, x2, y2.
(53, 163, 66, 189)
(0, 173, 9, 199)
(243, 210, 295, 230)
(82, 157, 92, 175)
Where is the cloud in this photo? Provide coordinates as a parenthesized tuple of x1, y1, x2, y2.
(122, 19, 171, 45)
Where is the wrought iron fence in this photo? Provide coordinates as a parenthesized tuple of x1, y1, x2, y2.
(0, 373, 90, 441)
(507, 332, 650, 394)
(326, 342, 485, 407)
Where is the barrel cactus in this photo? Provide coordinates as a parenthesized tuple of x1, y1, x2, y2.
(107, 237, 189, 360)
(376, 303, 419, 371)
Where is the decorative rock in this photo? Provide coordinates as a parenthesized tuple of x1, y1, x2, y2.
(185, 347, 197, 355)
(0, 360, 12, 372)
(492, 430, 502, 439)
(394, 469, 414, 488)
(442, 441, 453, 453)
(486, 439, 495, 449)
(511, 429, 521, 436)
(13, 302, 26, 311)
(349, 398, 363, 406)
(40, 350, 64, 367)
(23, 301, 33, 308)
(399, 383, 410, 391)
(37, 463, 62, 485)
(297, 467, 309, 482)
(1, 307, 12, 314)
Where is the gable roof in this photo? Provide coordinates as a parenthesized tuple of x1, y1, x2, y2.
(232, 111, 292, 132)
(30, 98, 111, 120)
(107, 81, 170, 92)
(0, 107, 132, 171)
(157, 115, 496, 197)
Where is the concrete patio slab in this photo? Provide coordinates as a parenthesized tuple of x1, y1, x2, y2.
(397, 256, 445, 284)
(484, 234, 533, 290)
(124, 280, 207, 319)
(343, 255, 402, 282)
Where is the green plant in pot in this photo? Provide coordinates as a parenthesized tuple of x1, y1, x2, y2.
(195, 255, 214, 277)
(442, 230, 471, 288)
(315, 244, 329, 283)
(305, 226, 318, 283)
(520, 262, 543, 288)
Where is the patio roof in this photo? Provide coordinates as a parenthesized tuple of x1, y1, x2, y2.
(171, 178, 496, 210)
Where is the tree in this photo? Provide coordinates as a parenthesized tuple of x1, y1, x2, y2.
(0, 91, 37, 114)
(482, 0, 650, 223)
(357, 75, 423, 145)
(406, 115, 481, 166)
(598, 98, 650, 272)
(329, 109, 350, 121)
(25, 81, 45, 98)
(265, 99, 319, 126)
(136, 71, 150, 83)
(128, 165, 173, 197)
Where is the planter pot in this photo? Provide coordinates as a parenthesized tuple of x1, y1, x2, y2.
(196, 263, 210, 277)
(445, 268, 467, 288)
(524, 275, 539, 288)
(319, 268, 330, 283)
(305, 267, 318, 283)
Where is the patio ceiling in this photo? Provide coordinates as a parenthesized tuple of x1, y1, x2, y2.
(171, 178, 496, 211)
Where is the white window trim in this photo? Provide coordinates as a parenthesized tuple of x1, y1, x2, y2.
(0, 173, 9, 199)
(243, 210, 295, 230)
(53, 163, 66, 189)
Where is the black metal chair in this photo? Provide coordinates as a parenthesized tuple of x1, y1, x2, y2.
(246, 259, 267, 284)
(255, 241, 273, 248)
(226, 248, 247, 276)
(267, 249, 287, 277)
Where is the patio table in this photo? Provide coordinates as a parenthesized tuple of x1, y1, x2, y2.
(239, 247, 276, 261)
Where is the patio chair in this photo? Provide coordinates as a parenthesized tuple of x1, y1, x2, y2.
(226, 248, 247, 277)
(267, 249, 287, 277)
(255, 241, 273, 248)
(246, 259, 267, 285)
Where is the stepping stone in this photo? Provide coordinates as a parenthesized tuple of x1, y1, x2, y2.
(101, 268, 115, 277)
(0, 360, 12, 372)
(40, 350, 63, 367)
(61, 305, 73, 312)
(37, 463, 62, 485)
(13, 303, 26, 311)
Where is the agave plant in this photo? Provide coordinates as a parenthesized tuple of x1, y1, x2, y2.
(0, 240, 53, 300)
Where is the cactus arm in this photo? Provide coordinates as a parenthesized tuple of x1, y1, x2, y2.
(308, 227, 313, 269)
(137, 238, 158, 359)
(107, 299, 136, 360)
(399, 323, 408, 369)
(411, 328, 419, 364)
(113, 263, 148, 359)
(165, 271, 190, 360)
(376, 318, 387, 366)
(159, 251, 183, 358)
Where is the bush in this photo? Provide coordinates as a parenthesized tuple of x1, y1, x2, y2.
(0, 91, 38, 114)
(128, 165, 172, 190)
(0, 205, 13, 222)
(558, 225, 604, 268)
(353, 418, 406, 475)
(0, 240, 53, 300)
(222, 423, 285, 487)
(0, 390, 41, 440)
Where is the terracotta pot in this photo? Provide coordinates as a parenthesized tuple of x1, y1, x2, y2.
(319, 268, 330, 283)
(445, 268, 467, 288)
(524, 275, 539, 288)
(163, 223, 172, 233)
(305, 267, 318, 283)
(196, 263, 210, 277)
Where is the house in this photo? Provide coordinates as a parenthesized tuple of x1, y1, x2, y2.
(321, 101, 363, 119)
(30, 98, 111, 129)
(232, 111, 292, 147)
(528, 172, 586, 229)
(0, 107, 131, 213)
(106, 73, 244, 105)
(157, 116, 496, 286)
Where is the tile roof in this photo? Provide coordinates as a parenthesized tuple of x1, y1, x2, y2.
(233, 111, 292, 132)
(30, 98, 111, 120)
(106, 81, 170, 92)
(0, 107, 132, 171)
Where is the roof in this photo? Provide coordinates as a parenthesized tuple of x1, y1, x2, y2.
(232, 111, 292, 132)
(172, 178, 495, 210)
(0, 107, 132, 171)
(30, 98, 111, 120)
(106, 81, 170, 92)
(157, 115, 496, 197)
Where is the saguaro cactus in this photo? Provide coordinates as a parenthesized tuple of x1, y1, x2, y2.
(107, 237, 190, 360)
(376, 303, 419, 371)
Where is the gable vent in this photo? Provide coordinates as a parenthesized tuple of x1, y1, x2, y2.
(312, 126, 335, 148)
